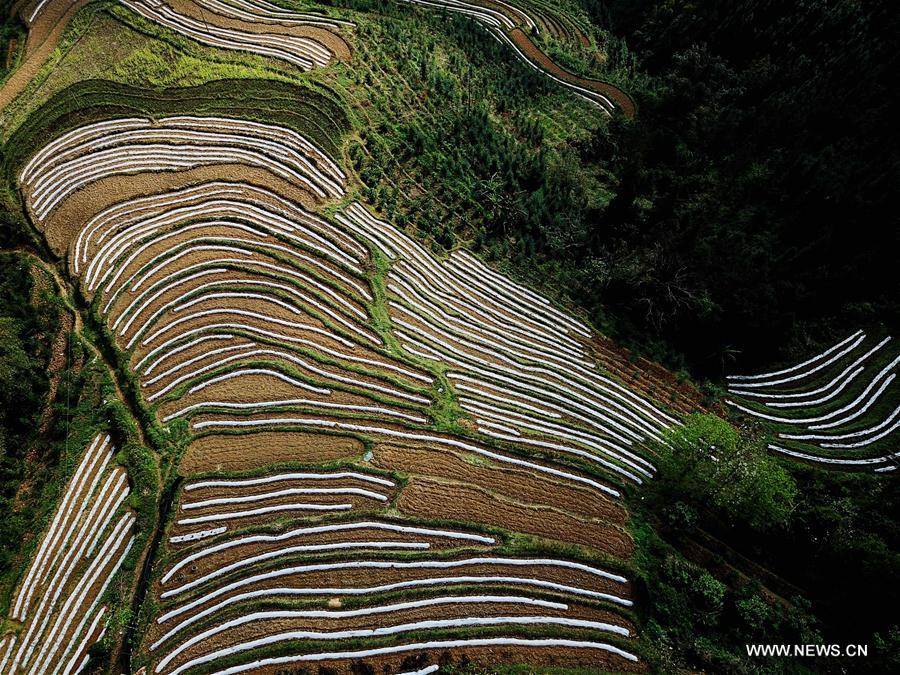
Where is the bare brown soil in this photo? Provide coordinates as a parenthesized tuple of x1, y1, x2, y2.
(155, 373, 383, 418)
(33, 165, 321, 259)
(161, 520, 497, 590)
(367, 432, 625, 504)
(372, 444, 624, 524)
(0, 1, 90, 113)
(4, 37, 17, 71)
(508, 28, 635, 117)
(397, 477, 633, 558)
(157, 598, 634, 674)
(592, 334, 713, 416)
(171, 0, 351, 62)
(178, 432, 364, 475)
(160, 555, 632, 624)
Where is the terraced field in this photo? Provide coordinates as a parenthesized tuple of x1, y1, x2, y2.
(8, 1, 880, 673)
(726, 330, 900, 472)
(1, 65, 674, 666)
(22, 0, 350, 69)
(394, 0, 635, 114)
(0, 434, 136, 675)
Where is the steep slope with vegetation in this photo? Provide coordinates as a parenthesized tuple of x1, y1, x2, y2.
(0, 1, 896, 674)
(523, 0, 900, 376)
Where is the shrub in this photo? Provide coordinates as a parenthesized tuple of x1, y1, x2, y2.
(655, 413, 797, 530)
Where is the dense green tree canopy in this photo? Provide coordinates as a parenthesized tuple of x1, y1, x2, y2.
(655, 413, 797, 530)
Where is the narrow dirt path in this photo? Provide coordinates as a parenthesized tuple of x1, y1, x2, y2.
(7, 246, 163, 671)
(39, 260, 150, 448)
(0, 0, 91, 114)
(36, 303, 72, 436)
(508, 28, 636, 117)
(1, 243, 165, 670)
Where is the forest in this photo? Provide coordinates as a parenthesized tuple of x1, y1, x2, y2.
(471, 0, 900, 377)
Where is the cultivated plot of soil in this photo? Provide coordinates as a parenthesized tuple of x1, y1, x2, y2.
(179, 432, 365, 474)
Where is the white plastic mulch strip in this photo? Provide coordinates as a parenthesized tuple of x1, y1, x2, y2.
(12, 434, 112, 620)
(119, 0, 334, 70)
(726, 353, 899, 425)
(23, 117, 345, 220)
(170, 526, 228, 544)
(397, 666, 439, 675)
(768, 444, 900, 467)
(185, 471, 396, 490)
(196, 0, 353, 28)
(727, 331, 866, 389)
(160, 520, 494, 585)
(728, 330, 865, 382)
(205, 637, 638, 675)
(162, 616, 632, 675)
(180, 485, 389, 509)
(176, 501, 352, 526)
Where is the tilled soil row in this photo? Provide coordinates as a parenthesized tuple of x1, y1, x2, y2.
(178, 432, 365, 475)
(508, 28, 635, 116)
(161, 524, 496, 591)
(592, 334, 708, 416)
(396, 478, 633, 558)
(372, 443, 625, 524)
(40, 165, 321, 260)
(158, 557, 632, 626)
(156, 598, 634, 674)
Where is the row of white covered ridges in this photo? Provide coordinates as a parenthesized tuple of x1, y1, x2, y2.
(336, 202, 672, 483)
(120, 0, 334, 70)
(196, 0, 353, 29)
(22, 117, 346, 220)
(395, 0, 616, 111)
(726, 331, 900, 466)
(153, 510, 633, 673)
(1, 434, 135, 675)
